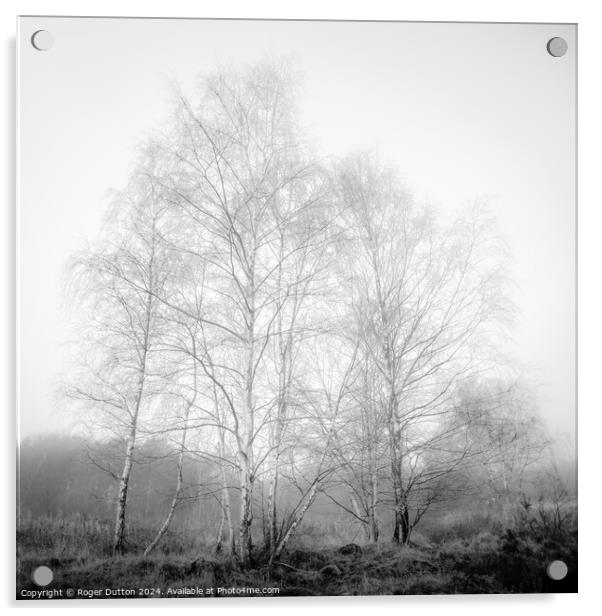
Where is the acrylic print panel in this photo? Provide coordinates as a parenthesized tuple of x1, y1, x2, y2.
(17, 17, 577, 599)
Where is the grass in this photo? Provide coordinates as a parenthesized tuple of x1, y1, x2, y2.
(16, 504, 577, 599)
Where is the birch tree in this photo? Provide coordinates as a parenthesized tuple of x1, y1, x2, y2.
(66, 160, 171, 553)
(151, 61, 331, 565)
(335, 153, 507, 544)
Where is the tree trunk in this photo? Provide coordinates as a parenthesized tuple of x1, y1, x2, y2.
(239, 461, 253, 566)
(390, 440, 409, 545)
(368, 470, 379, 542)
(271, 481, 319, 564)
(113, 429, 136, 554)
(113, 271, 152, 555)
(143, 484, 179, 557)
(237, 249, 257, 568)
(392, 488, 410, 545)
(388, 393, 408, 545)
(144, 353, 196, 558)
(219, 447, 236, 558)
(266, 451, 280, 552)
(214, 513, 225, 554)
(369, 513, 380, 543)
(114, 376, 146, 554)
(224, 490, 236, 558)
(143, 421, 188, 556)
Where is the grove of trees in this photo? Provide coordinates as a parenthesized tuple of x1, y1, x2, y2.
(61, 60, 553, 567)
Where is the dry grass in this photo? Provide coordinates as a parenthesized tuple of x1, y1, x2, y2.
(17, 506, 577, 599)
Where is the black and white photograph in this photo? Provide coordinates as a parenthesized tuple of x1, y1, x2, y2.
(16, 16, 577, 599)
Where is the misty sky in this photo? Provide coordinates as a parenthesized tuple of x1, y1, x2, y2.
(18, 18, 576, 450)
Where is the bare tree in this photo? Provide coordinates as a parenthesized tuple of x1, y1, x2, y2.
(334, 153, 507, 544)
(66, 157, 172, 553)
(456, 378, 550, 517)
(148, 61, 331, 566)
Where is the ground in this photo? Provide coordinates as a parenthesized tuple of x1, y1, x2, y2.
(16, 511, 577, 599)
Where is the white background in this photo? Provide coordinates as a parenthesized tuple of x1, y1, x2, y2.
(2, 1, 600, 614)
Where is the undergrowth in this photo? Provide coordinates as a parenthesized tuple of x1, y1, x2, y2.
(17, 503, 577, 598)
